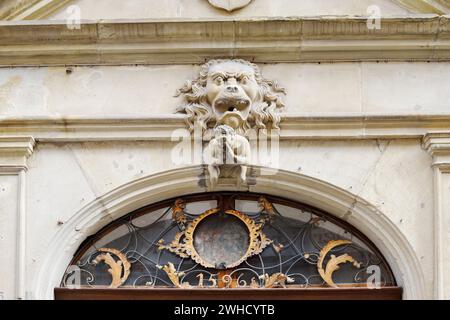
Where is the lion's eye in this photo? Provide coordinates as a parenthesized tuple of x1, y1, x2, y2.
(215, 77, 224, 85)
(240, 76, 249, 84)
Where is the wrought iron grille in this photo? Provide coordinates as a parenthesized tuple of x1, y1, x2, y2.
(62, 193, 396, 289)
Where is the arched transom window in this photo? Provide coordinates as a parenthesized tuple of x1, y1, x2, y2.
(58, 193, 399, 299)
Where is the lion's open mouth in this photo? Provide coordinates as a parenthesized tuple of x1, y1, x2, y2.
(214, 97, 250, 114)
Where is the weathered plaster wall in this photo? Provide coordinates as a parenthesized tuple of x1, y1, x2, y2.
(49, 0, 410, 20)
(1, 62, 450, 117)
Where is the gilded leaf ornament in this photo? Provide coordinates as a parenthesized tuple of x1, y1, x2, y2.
(263, 273, 295, 288)
(93, 248, 131, 288)
(172, 198, 187, 230)
(317, 240, 360, 288)
(158, 262, 191, 288)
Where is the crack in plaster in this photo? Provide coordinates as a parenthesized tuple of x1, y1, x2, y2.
(66, 144, 113, 232)
(342, 139, 392, 220)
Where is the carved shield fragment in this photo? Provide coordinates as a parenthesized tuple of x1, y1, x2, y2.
(208, 0, 252, 12)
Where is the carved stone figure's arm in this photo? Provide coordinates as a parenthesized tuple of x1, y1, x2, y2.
(234, 137, 251, 165)
(205, 140, 223, 165)
(225, 141, 237, 159)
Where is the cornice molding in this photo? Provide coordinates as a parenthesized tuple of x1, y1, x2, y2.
(395, 0, 450, 14)
(0, 16, 449, 66)
(1, 114, 450, 142)
(0, 136, 35, 171)
(0, 0, 40, 20)
(0, 0, 71, 20)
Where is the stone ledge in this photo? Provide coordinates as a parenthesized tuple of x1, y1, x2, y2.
(1, 114, 450, 142)
(0, 16, 449, 66)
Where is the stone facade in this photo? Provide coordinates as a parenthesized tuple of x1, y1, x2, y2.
(0, 0, 450, 300)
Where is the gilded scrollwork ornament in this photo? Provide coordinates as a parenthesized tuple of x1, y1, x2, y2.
(158, 207, 272, 270)
(158, 262, 191, 288)
(158, 208, 220, 262)
(317, 240, 361, 288)
(172, 198, 187, 230)
(258, 196, 279, 223)
(262, 273, 295, 288)
(272, 242, 285, 253)
(92, 248, 131, 288)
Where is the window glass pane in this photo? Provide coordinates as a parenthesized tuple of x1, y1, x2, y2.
(185, 200, 218, 215)
(235, 199, 259, 214)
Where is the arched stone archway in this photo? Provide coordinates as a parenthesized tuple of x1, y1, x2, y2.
(33, 166, 425, 299)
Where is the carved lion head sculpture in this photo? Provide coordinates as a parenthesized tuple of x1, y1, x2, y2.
(176, 59, 286, 136)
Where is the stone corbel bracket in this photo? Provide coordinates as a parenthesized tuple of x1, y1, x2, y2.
(0, 136, 36, 172)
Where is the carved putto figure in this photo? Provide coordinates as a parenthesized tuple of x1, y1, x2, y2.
(205, 125, 251, 187)
(176, 59, 285, 188)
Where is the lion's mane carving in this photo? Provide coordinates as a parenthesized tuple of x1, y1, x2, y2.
(176, 59, 286, 136)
